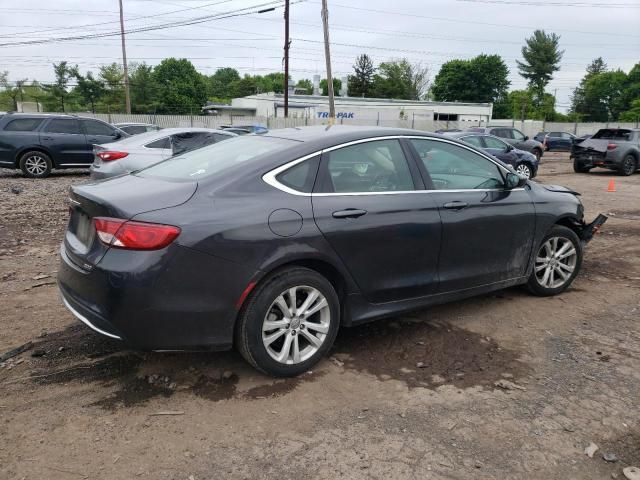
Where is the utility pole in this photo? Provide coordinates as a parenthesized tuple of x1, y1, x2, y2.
(119, 0, 131, 114)
(321, 0, 335, 123)
(283, 0, 290, 117)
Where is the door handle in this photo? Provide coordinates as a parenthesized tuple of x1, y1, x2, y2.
(42, 136, 52, 140)
(332, 209, 367, 219)
(443, 201, 469, 210)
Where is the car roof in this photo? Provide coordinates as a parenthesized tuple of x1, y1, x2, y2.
(263, 125, 439, 143)
(114, 122, 158, 127)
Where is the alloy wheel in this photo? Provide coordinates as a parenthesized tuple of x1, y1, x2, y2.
(534, 237, 577, 289)
(262, 285, 331, 365)
(24, 155, 48, 176)
(516, 164, 531, 179)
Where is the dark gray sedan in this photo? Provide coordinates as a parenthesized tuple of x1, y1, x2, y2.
(58, 126, 606, 376)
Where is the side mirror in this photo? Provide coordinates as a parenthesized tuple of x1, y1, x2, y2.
(505, 172, 526, 189)
(523, 135, 529, 141)
(112, 131, 121, 139)
(505, 144, 514, 152)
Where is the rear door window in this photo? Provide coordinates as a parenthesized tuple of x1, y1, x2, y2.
(3, 118, 44, 132)
(276, 156, 320, 193)
(320, 139, 416, 193)
(44, 118, 82, 134)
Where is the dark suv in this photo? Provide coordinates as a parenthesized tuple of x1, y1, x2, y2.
(467, 126, 544, 161)
(0, 113, 127, 178)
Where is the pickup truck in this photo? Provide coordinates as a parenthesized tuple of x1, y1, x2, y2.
(572, 128, 640, 176)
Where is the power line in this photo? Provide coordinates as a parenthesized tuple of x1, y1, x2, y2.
(305, 0, 640, 38)
(454, 0, 639, 7)
(0, 1, 292, 48)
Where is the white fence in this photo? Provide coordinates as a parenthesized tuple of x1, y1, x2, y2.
(59, 112, 639, 138)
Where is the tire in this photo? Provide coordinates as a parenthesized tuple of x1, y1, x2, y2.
(618, 155, 637, 176)
(515, 163, 533, 179)
(573, 159, 591, 173)
(532, 148, 542, 162)
(235, 267, 340, 377)
(526, 225, 583, 297)
(19, 151, 52, 178)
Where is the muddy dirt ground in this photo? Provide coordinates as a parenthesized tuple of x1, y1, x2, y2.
(1, 153, 639, 479)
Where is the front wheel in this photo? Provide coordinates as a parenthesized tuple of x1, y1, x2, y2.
(235, 267, 340, 377)
(619, 155, 637, 176)
(19, 151, 52, 178)
(527, 225, 583, 297)
(573, 159, 591, 173)
(515, 163, 533, 179)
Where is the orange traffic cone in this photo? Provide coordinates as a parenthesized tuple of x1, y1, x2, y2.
(607, 179, 616, 192)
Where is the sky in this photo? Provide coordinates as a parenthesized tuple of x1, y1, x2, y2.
(1, 0, 639, 112)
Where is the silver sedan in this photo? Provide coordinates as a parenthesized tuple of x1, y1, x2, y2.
(89, 127, 236, 180)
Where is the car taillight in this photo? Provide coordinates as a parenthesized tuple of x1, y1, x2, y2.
(94, 217, 180, 250)
(607, 143, 617, 150)
(97, 151, 129, 161)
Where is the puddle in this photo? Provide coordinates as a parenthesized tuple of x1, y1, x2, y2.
(334, 320, 529, 389)
(90, 377, 174, 410)
(192, 373, 239, 401)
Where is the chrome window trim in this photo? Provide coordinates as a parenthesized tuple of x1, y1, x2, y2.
(262, 135, 516, 197)
(143, 136, 171, 150)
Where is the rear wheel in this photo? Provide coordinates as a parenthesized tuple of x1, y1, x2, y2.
(527, 225, 582, 297)
(235, 267, 340, 377)
(619, 155, 637, 176)
(573, 158, 591, 173)
(19, 151, 52, 178)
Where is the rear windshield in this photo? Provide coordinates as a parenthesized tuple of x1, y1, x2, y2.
(138, 135, 297, 180)
(592, 129, 633, 140)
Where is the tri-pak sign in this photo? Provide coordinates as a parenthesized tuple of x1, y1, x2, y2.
(317, 112, 355, 119)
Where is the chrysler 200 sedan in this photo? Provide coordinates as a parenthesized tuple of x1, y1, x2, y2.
(58, 126, 606, 377)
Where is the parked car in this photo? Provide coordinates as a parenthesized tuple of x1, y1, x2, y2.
(114, 122, 160, 135)
(533, 131, 577, 151)
(89, 127, 236, 180)
(0, 113, 128, 178)
(572, 128, 640, 176)
(467, 126, 544, 161)
(58, 126, 606, 377)
(220, 124, 268, 134)
(445, 131, 539, 178)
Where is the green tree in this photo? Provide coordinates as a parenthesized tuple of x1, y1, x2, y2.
(570, 57, 608, 120)
(209, 67, 241, 99)
(517, 30, 563, 104)
(619, 98, 640, 122)
(0, 74, 28, 111)
(257, 72, 287, 94)
(42, 61, 78, 112)
(432, 54, 510, 104)
(153, 58, 208, 114)
(98, 63, 125, 112)
(348, 54, 375, 97)
(230, 75, 258, 98)
(295, 79, 313, 94)
(129, 62, 158, 113)
(371, 59, 429, 100)
(582, 70, 628, 121)
(73, 71, 104, 113)
(320, 78, 342, 96)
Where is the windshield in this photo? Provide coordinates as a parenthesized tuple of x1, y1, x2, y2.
(138, 135, 297, 180)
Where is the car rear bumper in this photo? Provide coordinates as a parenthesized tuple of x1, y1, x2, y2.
(57, 242, 257, 351)
(572, 152, 620, 168)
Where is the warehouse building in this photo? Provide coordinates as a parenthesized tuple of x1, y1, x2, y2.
(222, 93, 493, 124)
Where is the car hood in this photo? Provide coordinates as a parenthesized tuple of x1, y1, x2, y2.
(541, 184, 581, 196)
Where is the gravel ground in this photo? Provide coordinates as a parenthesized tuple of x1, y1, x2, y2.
(0, 154, 639, 480)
